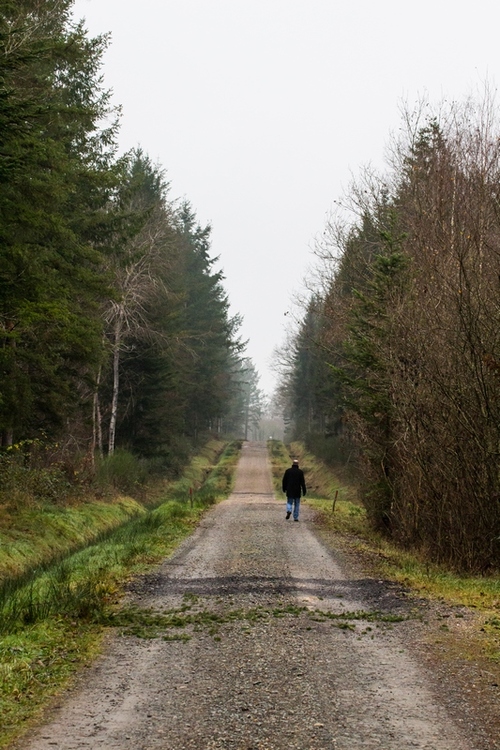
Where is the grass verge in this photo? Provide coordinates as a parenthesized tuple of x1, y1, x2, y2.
(0, 440, 241, 749)
(0, 439, 231, 583)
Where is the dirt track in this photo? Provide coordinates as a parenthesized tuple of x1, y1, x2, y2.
(19, 442, 494, 749)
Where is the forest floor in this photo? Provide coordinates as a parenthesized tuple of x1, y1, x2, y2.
(16, 442, 500, 750)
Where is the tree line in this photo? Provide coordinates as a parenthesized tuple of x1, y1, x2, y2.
(280, 95, 500, 571)
(0, 0, 263, 468)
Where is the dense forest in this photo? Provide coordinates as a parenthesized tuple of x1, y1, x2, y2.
(0, 0, 264, 470)
(4, 2, 499, 575)
(280, 96, 500, 571)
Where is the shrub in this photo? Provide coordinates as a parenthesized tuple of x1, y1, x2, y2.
(95, 450, 147, 494)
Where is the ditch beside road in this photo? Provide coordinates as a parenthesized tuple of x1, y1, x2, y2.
(18, 441, 499, 750)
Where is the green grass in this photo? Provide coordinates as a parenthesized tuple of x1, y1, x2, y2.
(0, 439, 241, 749)
(0, 497, 146, 581)
(96, 599, 408, 642)
(0, 620, 101, 740)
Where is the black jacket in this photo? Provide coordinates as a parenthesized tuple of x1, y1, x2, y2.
(282, 465, 306, 498)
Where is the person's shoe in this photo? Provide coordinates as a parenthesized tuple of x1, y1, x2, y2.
(286, 511, 291, 519)
(294, 518, 299, 522)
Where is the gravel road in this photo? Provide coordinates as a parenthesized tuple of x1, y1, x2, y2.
(20, 442, 495, 749)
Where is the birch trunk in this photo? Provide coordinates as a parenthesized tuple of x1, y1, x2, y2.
(108, 310, 123, 456)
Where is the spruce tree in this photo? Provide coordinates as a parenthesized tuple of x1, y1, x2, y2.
(0, 0, 118, 445)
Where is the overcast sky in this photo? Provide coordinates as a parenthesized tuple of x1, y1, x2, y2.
(72, 0, 500, 394)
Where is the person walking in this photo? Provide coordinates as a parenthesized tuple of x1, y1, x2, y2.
(282, 458, 306, 521)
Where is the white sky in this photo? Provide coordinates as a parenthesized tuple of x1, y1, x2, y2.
(72, 0, 500, 394)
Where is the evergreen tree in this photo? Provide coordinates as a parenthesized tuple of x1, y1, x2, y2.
(99, 150, 173, 455)
(0, 0, 118, 445)
(288, 296, 337, 437)
(223, 357, 264, 439)
(110, 198, 244, 459)
(174, 204, 243, 439)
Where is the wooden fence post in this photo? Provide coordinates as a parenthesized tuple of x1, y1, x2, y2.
(332, 489, 339, 514)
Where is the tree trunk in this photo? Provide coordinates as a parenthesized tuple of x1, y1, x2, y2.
(108, 312, 123, 455)
(91, 363, 104, 465)
(1, 428, 13, 447)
